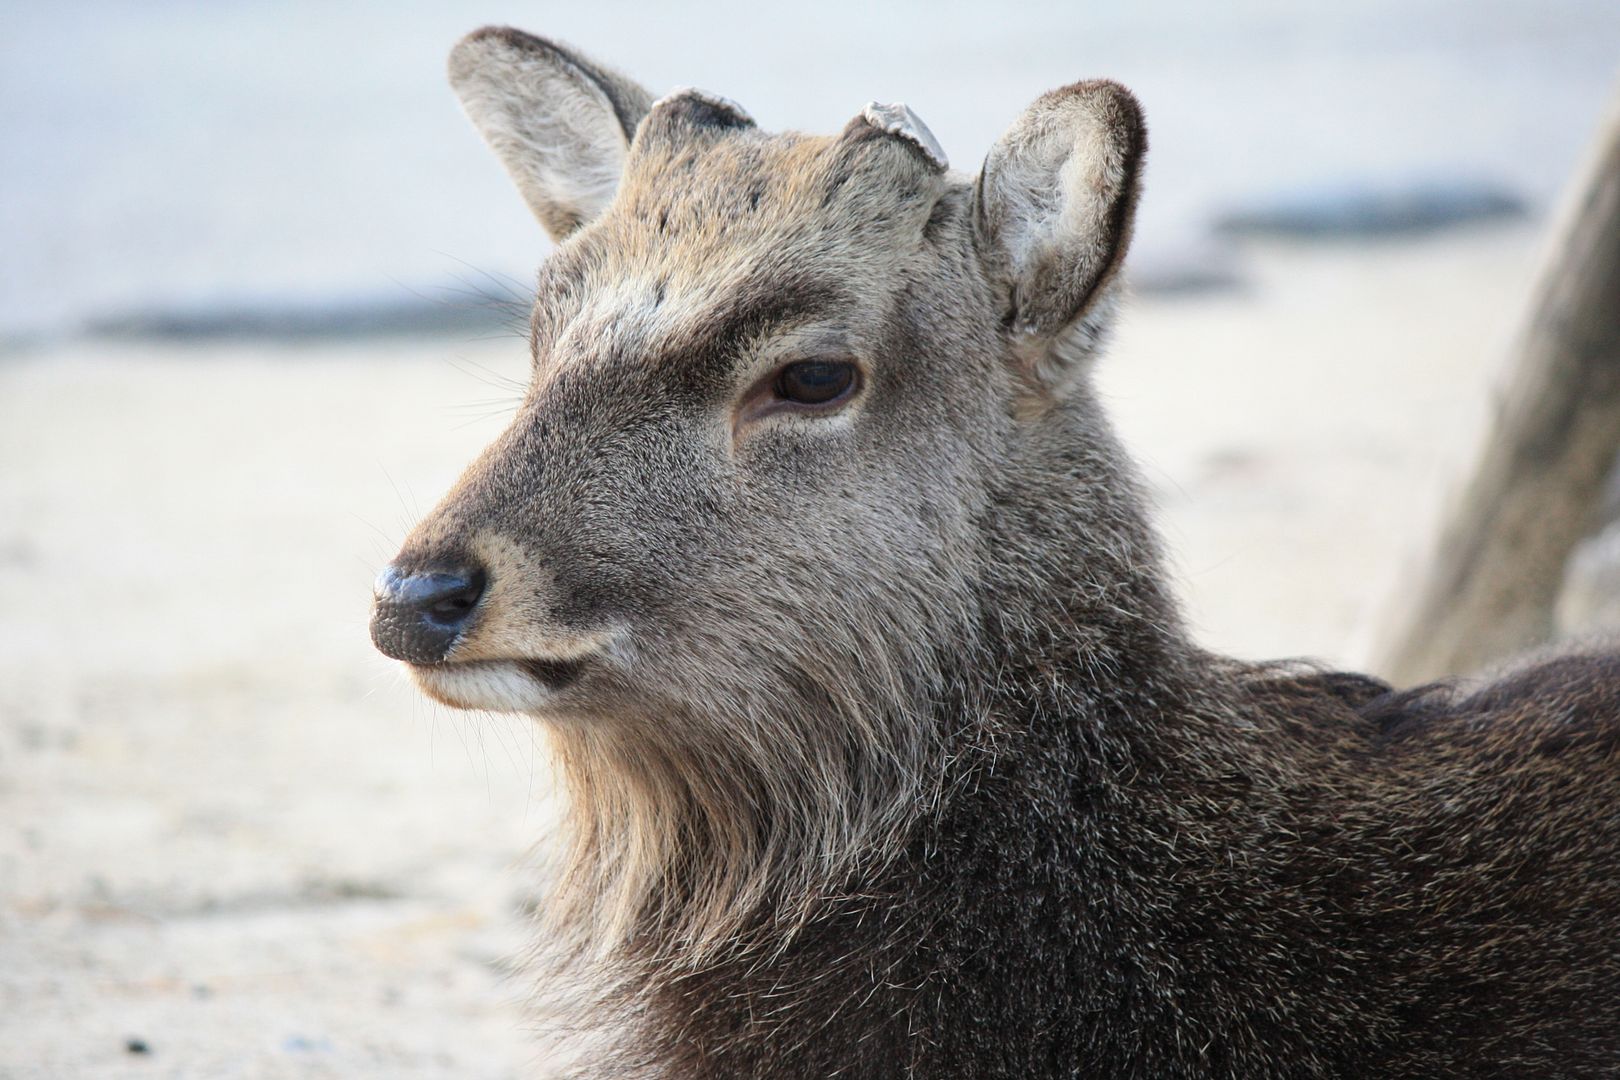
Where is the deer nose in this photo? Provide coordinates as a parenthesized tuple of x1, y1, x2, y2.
(370, 563, 488, 664)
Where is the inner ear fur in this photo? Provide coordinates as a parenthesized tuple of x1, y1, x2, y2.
(973, 81, 1146, 388)
(448, 27, 655, 242)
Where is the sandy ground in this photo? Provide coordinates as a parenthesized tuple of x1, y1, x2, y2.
(0, 224, 1547, 1076)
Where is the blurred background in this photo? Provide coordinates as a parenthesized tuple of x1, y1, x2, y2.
(2, 2, 1617, 1076)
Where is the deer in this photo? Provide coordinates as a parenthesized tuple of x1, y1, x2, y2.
(369, 26, 1620, 1078)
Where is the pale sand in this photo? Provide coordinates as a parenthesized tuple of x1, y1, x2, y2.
(0, 225, 1542, 1076)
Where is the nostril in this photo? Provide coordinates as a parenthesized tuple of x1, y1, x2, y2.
(422, 570, 486, 625)
(386, 567, 486, 627)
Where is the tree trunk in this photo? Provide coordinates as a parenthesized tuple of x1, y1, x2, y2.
(1373, 92, 1620, 686)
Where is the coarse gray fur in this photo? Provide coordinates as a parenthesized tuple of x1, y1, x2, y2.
(376, 25, 1620, 1077)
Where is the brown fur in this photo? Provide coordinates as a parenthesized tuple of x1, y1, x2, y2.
(371, 27, 1620, 1077)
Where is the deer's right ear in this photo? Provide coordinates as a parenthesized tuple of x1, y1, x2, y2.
(972, 81, 1146, 395)
(448, 28, 654, 242)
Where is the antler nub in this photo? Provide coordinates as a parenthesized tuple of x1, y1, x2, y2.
(860, 102, 948, 171)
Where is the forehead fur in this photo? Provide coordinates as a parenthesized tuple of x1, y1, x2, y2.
(534, 120, 956, 355)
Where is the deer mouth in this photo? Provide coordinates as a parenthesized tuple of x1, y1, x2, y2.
(518, 657, 588, 690)
(407, 656, 590, 713)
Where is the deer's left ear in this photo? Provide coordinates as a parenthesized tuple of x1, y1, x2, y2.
(973, 81, 1146, 394)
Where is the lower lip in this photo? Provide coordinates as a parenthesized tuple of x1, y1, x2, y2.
(407, 658, 585, 713)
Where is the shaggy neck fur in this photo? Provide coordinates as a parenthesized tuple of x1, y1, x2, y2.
(534, 575, 978, 986)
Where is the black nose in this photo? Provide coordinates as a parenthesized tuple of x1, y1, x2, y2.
(370, 563, 487, 664)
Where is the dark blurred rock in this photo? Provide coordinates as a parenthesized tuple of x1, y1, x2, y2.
(83, 290, 527, 344)
(1214, 178, 1528, 239)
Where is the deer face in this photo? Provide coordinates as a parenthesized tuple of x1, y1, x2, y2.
(372, 28, 1144, 748)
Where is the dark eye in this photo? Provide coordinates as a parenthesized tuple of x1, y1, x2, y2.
(774, 361, 858, 407)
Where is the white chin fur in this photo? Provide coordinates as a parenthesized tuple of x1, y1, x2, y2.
(408, 660, 555, 713)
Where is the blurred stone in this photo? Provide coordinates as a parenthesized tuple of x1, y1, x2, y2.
(1557, 457, 1620, 637)
(1558, 524, 1620, 635)
(1214, 178, 1527, 239)
(83, 290, 524, 344)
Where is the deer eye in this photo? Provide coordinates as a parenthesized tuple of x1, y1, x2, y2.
(773, 361, 858, 407)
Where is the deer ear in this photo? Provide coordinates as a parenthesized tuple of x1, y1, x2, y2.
(973, 81, 1146, 393)
(448, 27, 654, 242)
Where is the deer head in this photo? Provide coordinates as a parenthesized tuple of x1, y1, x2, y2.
(371, 26, 1148, 951)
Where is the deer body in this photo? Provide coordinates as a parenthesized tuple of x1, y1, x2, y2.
(370, 28, 1620, 1077)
